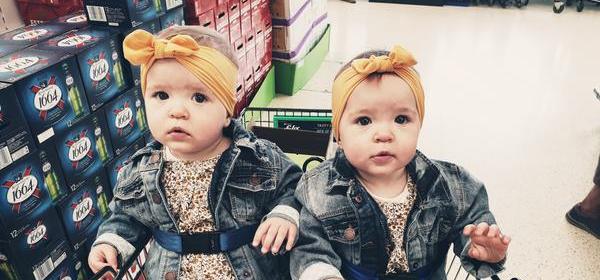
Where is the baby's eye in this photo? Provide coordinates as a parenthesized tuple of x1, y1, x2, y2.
(356, 116, 371, 126)
(395, 115, 408, 124)
(193, 93, 207, 103)
(153, 91, 169, 100)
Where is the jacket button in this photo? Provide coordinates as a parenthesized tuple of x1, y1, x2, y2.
(353, 195, 362, 204)
(412, 263, 419, 269)
(152, 192, 162, 204)
(243, 270, 251, 277)
(164, 271, 177, 280)
(344, 226, 356, 241)
(250, 174, 260, 186)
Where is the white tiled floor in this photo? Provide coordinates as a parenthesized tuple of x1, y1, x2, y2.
(270, 1, 600, 279)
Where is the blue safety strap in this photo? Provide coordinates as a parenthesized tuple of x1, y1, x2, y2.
(341, 259, 431, 280)
(152, 224, 259, 254)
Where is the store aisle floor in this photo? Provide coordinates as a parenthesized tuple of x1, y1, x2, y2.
(269, 1, 600, 279)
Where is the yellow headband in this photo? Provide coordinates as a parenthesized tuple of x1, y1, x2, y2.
(331, 45, 425, 140)
(123, 29, 238, 116)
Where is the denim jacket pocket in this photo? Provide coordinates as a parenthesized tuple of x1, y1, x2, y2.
(112, 177, 153, 223)
(229, 170, 276, 221)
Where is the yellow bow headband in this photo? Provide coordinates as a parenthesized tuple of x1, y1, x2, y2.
(331, 45, 425, 140)
(123, 29, 238, 116)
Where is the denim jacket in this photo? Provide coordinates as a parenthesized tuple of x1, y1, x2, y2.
(93, 120, 303, 280)
(291, 150, 505, 280)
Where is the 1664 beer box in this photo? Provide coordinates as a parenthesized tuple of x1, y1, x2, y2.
(52, 109, 114, 192)
(0, 48, 90, 145)
(58, 170, 111, 252)
(0, 207, 72, 280)
(38, 27, 131, 111)
(0, 83, 37, 171)
(51, 11, 90, 30)
(104, 86, 147, 156)
(0, 148, 68, 230)
(0, 23, 73, 49)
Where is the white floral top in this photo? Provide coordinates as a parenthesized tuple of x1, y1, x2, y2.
(161, 148, 236, 280)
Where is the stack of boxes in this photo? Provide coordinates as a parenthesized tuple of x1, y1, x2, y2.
(271, 0, 328, 63)
(15, 0, 84, 25)
(184, 0, 273, 116)
(0, 2, 179, 277)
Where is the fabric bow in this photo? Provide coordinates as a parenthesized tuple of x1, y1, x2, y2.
(123, 29, 238, 116)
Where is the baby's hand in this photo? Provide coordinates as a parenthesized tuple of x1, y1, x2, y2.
(463, 222, 511, 263)
(252, 217, 297, 254)
(89, 244, 119, 274)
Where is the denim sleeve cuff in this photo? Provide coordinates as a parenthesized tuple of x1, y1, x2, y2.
(265, 205, 300, 228)
(299, 262, 343, 280)
(93, 233, 137, 261)
(460, 240, 506, 278)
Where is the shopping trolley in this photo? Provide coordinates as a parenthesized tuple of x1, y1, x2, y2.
(241, 107, 335, 171)
(90, 238, 152, 280)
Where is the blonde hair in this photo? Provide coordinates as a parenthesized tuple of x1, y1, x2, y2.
(156, 25, 239, 68)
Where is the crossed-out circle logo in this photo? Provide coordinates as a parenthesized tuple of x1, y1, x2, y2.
(2, 166, 43, 215)
(71, 192, 96, 230)
(57, 34, 93, 48)
(66, 14, 87, 23)
(65, 130, 94, 170)
(0, 56, 39, 73)
(12, 28, 48, 41)
(32, 76, 66, 121)
(114, 102, 134, 136)
(26, 221, 48, 248)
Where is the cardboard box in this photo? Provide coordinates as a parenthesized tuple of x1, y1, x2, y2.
(104, 137, 145, 190)
(187, 9, 215, 29)
(83, 0, 158, 29)
(58, 170, 109, 251)
(0, 23, 73, 49)
(274, 24, 329, 95)
(0, 147, 68, 229)
(228, 0, 240, 21)
(0, 207, 72, 280)
(0, 44, 25, 58)
(228, 11, 242, 43)
(0, 83, 37, 171)
(0, 0, 24, 32)
(103, 86, 147, 156)
(160, 6, 185, 29)
(270, 0, 307, 21)
(155, 0, 183, 16)
(51, 109, 113, 191)
(37, 27, 131, 111)
(16, 1, 83, 25)
(0, 48, 90, 145)
(215, 3, 229, 34)
(51, 11, 89, 30)
(240, 5, 252, 36)
(184, 0, 216, 17)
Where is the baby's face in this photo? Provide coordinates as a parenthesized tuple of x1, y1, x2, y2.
(144, 59, 230, 160)
(338, 74, 421, 181)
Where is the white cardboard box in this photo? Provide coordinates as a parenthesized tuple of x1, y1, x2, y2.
(0, 0, 24, 33)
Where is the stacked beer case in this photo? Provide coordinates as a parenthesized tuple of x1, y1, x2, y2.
(183, 0, 273, 116)
(0, 4, 158, 279)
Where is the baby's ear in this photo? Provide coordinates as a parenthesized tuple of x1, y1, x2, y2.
(224, 117, 232, 128)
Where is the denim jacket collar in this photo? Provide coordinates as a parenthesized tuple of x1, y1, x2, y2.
(329, 149, 452, 203)
(128, 119, 263, 168)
